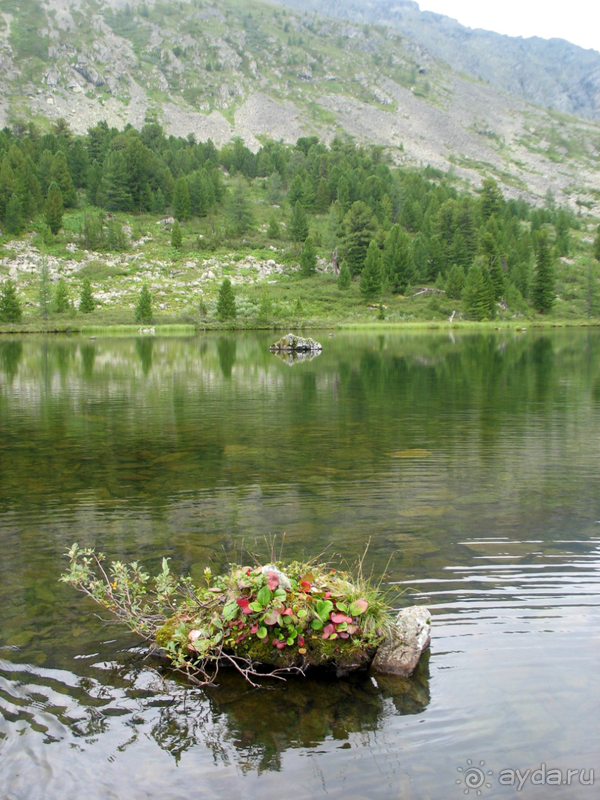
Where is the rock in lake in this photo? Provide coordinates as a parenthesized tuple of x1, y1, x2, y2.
(370, 606, 431, 677)
(270, 333, 323, 352)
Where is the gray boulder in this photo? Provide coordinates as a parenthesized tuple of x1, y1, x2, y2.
(370, 606, 431, 677)
(270, 333, 322, 352)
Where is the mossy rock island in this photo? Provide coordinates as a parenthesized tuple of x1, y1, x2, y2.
(270, 334, 323, 353)
(61, 545, 430, 686)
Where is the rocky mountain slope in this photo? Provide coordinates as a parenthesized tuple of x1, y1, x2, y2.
(273, 0, 600, 121)
(1, 0, 600, 210)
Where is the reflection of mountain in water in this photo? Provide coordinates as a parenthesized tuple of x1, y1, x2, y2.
(271, 349, 322, 366)
(0, 652, 430, 775)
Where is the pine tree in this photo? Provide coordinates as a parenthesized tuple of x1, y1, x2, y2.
(171, 219, 183, 249)
(360, 240, 382, 299)
(39, 254, 50, 319)
(50, 151, 77, 207)
(267, 214, 280, 239)
(79, 277, 96, 314)
(135, 284, 153, 323)
(101, 151, 132, 211)
(45, 182, 64, 235)
(217, 278, 236, 321)
(555, 208, 570, 256)
(300, 235, 317, 277)
(445, 264, 465, 299)
(53, 278, 70, 313)
(288, 174, 303, 205)
(4, 194, 23, 235)
(383, 224, 413, 293)
(0, 279, 22, 323)
(480, 178, 503, 220)
(173, 175, 191, 221)
(289, 201, 309, 242)
(189, 171, 208, 217)
(338, 260, 351, 290)
(463, 263, 494, 320)
(315, 178, 330, 213)
(227, 179, 255, 235)
(301, 177, 315, 210)
(343, 201, 375, 276)
(531, 230, 555, 313)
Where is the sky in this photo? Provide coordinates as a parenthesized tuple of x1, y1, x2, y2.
(416, 0, 600, 53)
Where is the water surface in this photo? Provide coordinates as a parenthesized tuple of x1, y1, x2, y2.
(1, 329, 600, 799)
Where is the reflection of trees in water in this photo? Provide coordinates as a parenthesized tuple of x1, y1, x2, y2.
(80, 344, 96, 380)
(135, 337, 154, 376)
(217, 336, 236, 378)
(0, 340, 22, 383)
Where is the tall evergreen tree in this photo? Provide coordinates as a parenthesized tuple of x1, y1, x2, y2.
(4, 194, 23, 235)
(463, 263, 494, 320)
(289, 201, 309, 243)
(338, 260, 351, 290)
(315, 178, 330, 213)
(79, 277, 96, 314)
(135, 284, 153, 324)
(53, 278, 70, 313)
(45, 182, 64, 235)
(300, 235, 317, 277)
(360, 240, 382, 299)
(39, 254, 50, 319)
(217, 278, 236, 321)
(0, 158, 16, 220)
(174, 175, 191, 221)
(480, 178, 503, 220)
(50, 151, 77, 207)
(0, 279, 22, 323)
(288, 174, 303, 205)
(101, 151, 132, 211)
(445, 264, 465, 299)
(171, 219, 183, 249)
(383, 224, 413, 293)
(189, 171, 208, 217)
(343, 201, 375, 276)
(555, 208, 570, 256)
(227, 179, 255, 235)
(531, 230, 555, 313)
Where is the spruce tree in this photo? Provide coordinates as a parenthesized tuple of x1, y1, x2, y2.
(531, 230, 555, 313)
(171, 220, 183, 249)
(300, 235, 317, 277)
(174, 175, 191, 221)
(39, 254, 50, 319)
(79, 277, 96, 314)
(383, 224, 413, 293)
(445, 264, 465, 299)
(227, 179, 255, 235)
(135, 284, 153, 324)
(315, 178, 330, 213)
(288, 174, 303, 205)
(289, 201, 309, 243)
(360, 240, 382, 299)
(343, 201, 375, 276)
(45, 182, 64, 235)
(0, 279, 22, 323)
(480, 178, 503, 220)
(4, 194, 23, 235)
(217, 278, 236, 321)
(463, 264, 493, 320)
(267, 214, 280, 239)
(338, 260, 351, 290)
(53, 278, 70, 313)
(50, 151, 77, 207)
(101, 151, 132, 211)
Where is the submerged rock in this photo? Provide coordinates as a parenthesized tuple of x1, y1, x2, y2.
(370, 606, 431, 677)
(270, 333, 323, 352)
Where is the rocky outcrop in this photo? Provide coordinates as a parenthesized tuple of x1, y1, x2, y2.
(270, 333, 323, 352)
(371, 606, 431, 677)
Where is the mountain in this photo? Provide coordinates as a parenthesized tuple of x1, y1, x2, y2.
(1, 0, 600, 210)
(272, 0, 600, 121)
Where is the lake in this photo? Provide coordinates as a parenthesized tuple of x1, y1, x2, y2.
(1, 328, 599, 799)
